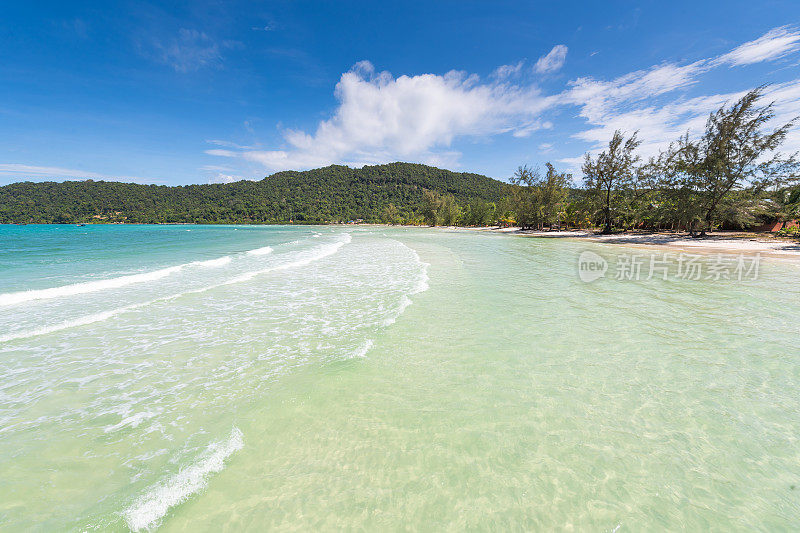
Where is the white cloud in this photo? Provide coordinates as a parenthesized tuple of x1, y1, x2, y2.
(0, 164, 155, 183)
(206, 139, 257, 150)
(512, 120, 554, 138)
(558, 28, 800, 165)
(205, 149, 238, 157)
(570, 93, 737, 160)
(492, 60, 524, 79)
(534, 45, 568, 74)
(151, 29, 230, 72)
(214, 60, 551, 171)
(566, 61, 706, 126)
(208, 173, 247, 184)
(715, 26, 800, 66)
(209, 27, 800, 176)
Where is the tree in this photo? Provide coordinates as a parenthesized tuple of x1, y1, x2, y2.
(771, 185, 800, 230)
(660, 87, 799, 236)
(0, 163, 506, 225)
(582, 130, 642, 234)
(381, 203, 401, 225)
(538, 163, 571, 229)
(421, 189, 442, 226)
(438, 194, 460, 226)
(510, 165, 542, 230)
(509, 163, 571, 230)
(462, 199, 496, 226)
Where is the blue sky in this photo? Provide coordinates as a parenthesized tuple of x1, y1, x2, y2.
(1, 1, 799, 185)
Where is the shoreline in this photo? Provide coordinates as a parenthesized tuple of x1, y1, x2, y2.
(5, 222, 800, 259)
(459, 226, 800, 260)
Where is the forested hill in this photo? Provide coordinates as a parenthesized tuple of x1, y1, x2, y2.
(0, 162, 506, 224)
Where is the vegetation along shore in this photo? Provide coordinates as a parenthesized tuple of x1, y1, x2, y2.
(2, 89, 798, 240)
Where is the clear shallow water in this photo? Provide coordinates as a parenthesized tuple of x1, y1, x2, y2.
(1, 225, 799, 530)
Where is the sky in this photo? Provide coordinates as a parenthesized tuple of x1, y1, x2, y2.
(1, 1, 799, 185)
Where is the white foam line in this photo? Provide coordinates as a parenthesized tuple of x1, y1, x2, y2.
(381, 241, 430, 327)
(216, 234, 352, 287)
(0, 254, 234, 307)
(350, 339, 374, 358)
(190, 256, 232, 268)
(1, 235, 333, 307)
(246, 246, 273, 256)
(0, 234, 353, 343)
(123, 427, 244, 532)
(0, 303, 148, 342)
(0, 266, 182, 307)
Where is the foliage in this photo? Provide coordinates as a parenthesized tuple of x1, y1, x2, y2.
(420, 189, 442, 226)
(3, 89, 798, 235)
(0, 162, 505, 225)
(509, 163, 571, 229)
(582, 131, 642, 233)
(656, 87, 800, 235)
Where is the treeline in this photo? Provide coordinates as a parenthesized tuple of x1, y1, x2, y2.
(1, 89, 798, 233)
(410, 87, 798, 235)
(0, 163, 505, 224)
(578, 88, 799, 236)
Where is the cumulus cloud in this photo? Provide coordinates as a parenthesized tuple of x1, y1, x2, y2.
(534, 45, 568, 73)
(209, 27, 800, 175)
(214, 60, 552, 171)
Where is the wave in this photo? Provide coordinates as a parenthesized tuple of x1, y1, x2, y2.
(123, 427, 244, 531)
(0, 303, 148, 342)
(405, 245, 430, 295)
(190, 256, 232, 268)
(0, 266, 183, 307)
(0, 234, 353, 343)
(246, 246, 273, 256)
(103, 410, 160, 434)
(381, 241, 429, 327)
(0, 254, 233, 307)
(0, 235, 332, 307)
(219, 234, 352, 286)
(350, 339, 374, 358)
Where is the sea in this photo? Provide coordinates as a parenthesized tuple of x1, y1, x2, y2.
(0, 224, 799, 530)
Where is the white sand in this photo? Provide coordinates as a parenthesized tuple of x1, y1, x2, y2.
(469, 227, 800, 259)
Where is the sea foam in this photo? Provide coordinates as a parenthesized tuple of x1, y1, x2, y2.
(123, 427, 244, 531)
(221, 233, 352, 285)
(0, 253, 233, 307)
(381, 241, 430, 326)
(0, 234, 353, 342)
(0, 304, 145, 342)
(246, 246, 273, 256)
(190, 256, 232, 268)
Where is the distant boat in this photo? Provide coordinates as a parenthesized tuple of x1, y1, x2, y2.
(77, 223, 86, 227)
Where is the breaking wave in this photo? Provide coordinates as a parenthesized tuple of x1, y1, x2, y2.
(123, 427, 244, 531)
(0, 234, 353, 343)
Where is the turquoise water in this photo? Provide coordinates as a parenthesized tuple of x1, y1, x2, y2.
(1, 225, 799, 530)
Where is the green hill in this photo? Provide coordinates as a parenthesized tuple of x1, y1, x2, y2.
(0, 162, 507, 224)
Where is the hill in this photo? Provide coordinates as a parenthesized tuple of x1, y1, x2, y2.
(0, 162, 507, 224)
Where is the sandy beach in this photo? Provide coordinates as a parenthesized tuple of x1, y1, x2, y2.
(466, 227, 800, 259)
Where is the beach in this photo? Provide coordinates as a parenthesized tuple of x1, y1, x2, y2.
(1, 224, 799, 530)
(464, 227, 800, 259)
